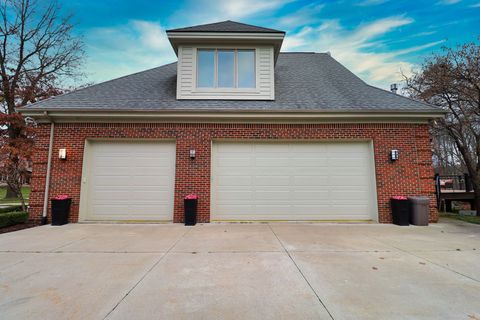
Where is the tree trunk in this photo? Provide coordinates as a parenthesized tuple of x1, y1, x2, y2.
(5, 185, 17, 199)
(475, 188, 480, 216)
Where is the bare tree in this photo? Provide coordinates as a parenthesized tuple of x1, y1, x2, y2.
(0, 112, 34, 211)
(403, 39, 480, 213)
(0, 0, 83, 203)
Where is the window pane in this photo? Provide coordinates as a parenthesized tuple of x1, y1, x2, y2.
(237, 50, 255, 88)
(197, 50, 215, 88)
(217, 50, 235, 88)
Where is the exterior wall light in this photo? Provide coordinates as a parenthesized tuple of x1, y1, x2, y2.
(390, 149, 399, 161)
(189, 149, 196, 159)
(59, 148, 67, 160)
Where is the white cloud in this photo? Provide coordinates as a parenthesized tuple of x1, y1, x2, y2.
(171, 0, 293, 25)
(283, 16, 443, 88)
(279, 3, 325, 26)
(85, 20, 176, 83)
(437, 0, 461, 5)
(356, 0, 389, 6)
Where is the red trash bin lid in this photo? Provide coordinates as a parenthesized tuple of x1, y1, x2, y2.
(52, 194, 70, 200)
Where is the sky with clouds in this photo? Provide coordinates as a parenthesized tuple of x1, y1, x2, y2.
(60, 0, 480, 89)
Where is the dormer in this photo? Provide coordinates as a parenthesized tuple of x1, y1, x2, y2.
(167, 21, 285, 100)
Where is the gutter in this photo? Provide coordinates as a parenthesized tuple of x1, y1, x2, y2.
(42, 111, 54, 225)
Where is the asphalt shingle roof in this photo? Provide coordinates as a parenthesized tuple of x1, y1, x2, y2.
(167, 20, 285, 34)
(22, 53, 440, 113)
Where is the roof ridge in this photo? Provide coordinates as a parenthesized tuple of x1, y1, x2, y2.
(166, 20, 285, 33)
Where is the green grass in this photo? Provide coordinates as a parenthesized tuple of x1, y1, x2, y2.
(0, 186, 30, 204)
(440, 212, 480, 225)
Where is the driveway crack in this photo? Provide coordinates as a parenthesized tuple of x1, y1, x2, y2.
(268, 224, 335, 320)
(102, 226, 192, 319)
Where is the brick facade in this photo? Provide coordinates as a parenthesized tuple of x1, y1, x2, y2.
(28, 122, 437, 224)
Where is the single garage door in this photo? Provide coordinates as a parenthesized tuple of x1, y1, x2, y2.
(211, 141, 377, 221)
(80, 140, 176, 221)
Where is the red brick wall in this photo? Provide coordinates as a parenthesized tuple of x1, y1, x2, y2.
(28, 122, 437, 224)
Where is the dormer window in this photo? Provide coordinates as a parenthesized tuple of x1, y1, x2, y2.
(197, 49, 255, 89)
(167, 20, 284, 100)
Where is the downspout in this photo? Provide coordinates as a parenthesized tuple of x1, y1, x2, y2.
(41, 113, 54, 225)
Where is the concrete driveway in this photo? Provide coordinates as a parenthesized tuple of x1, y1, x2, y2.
(0, 220, 479, 320)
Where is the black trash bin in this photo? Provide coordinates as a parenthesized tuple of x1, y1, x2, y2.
(184, 194, 198, 226)
(391, 196, 409, 226)
(51, 196, 71, 226)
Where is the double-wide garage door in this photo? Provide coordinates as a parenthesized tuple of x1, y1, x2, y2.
(211, 141, 377, 221)
(80, 141, 175, 221)
(80, 140, 377, 221)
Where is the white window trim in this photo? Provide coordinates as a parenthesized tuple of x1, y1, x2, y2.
(195, 48, 258, 92)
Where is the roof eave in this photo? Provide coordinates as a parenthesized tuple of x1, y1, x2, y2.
(18, 108, 446, 124)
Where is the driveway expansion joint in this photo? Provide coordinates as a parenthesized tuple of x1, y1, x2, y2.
(102, 226, 192, 320)
(268, 224, 335, 320)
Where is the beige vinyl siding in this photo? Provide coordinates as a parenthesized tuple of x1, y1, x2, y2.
(176, 45, 274, 100)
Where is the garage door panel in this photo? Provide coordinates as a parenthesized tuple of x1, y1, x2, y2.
(253, 167, 291, 175)
(290, 144, 328, 152)
(217, 143, 253, 153)
(82, 141, 175, 221)
(254, 205, 292, 214)
(218, 176, 252, 186)
(95, 157, 131, 167)
(327, 167, 369, 175)
(91, 205, 171, 218)
(292, 167, 329, 176)
(254, 144, 290, 152)
(331, 176, 369, 186)
(130, 167, 172, 176)
(131, 175, 172, 186)
(212, 141, 376, 221)
(92, 189, 173, 200)
(293, 176, 329, 186)
(255, 157, 289, 166)
(254, 190, 290, 200)
(328, 144, 367, 153)
(93, 176, 132, 186)
(290, 158, 328, 167)
(218, 157, 252, 167)
(327, 158, 367, 167)
(293, 190, 330, 200)
(331, 191, 369, 200)
(217, 190, 253, 200)
(91, 166, 130, 177)
(254, 176, 290, 186)
(134, 157, 169, 167)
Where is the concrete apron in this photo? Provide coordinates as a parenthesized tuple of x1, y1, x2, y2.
(0, 221, 478, 320)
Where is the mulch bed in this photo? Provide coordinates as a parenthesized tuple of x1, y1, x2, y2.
(0, 222, 37, 234)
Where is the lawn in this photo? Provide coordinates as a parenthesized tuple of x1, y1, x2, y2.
(0, 186, 30, 204)
(440, 212, 480, 225)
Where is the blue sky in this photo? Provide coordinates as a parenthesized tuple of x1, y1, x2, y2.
(60, 0, 480, 89)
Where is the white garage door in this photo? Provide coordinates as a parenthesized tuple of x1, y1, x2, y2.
(211, 141, 377, 221)
(80, 140, 176, 221)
